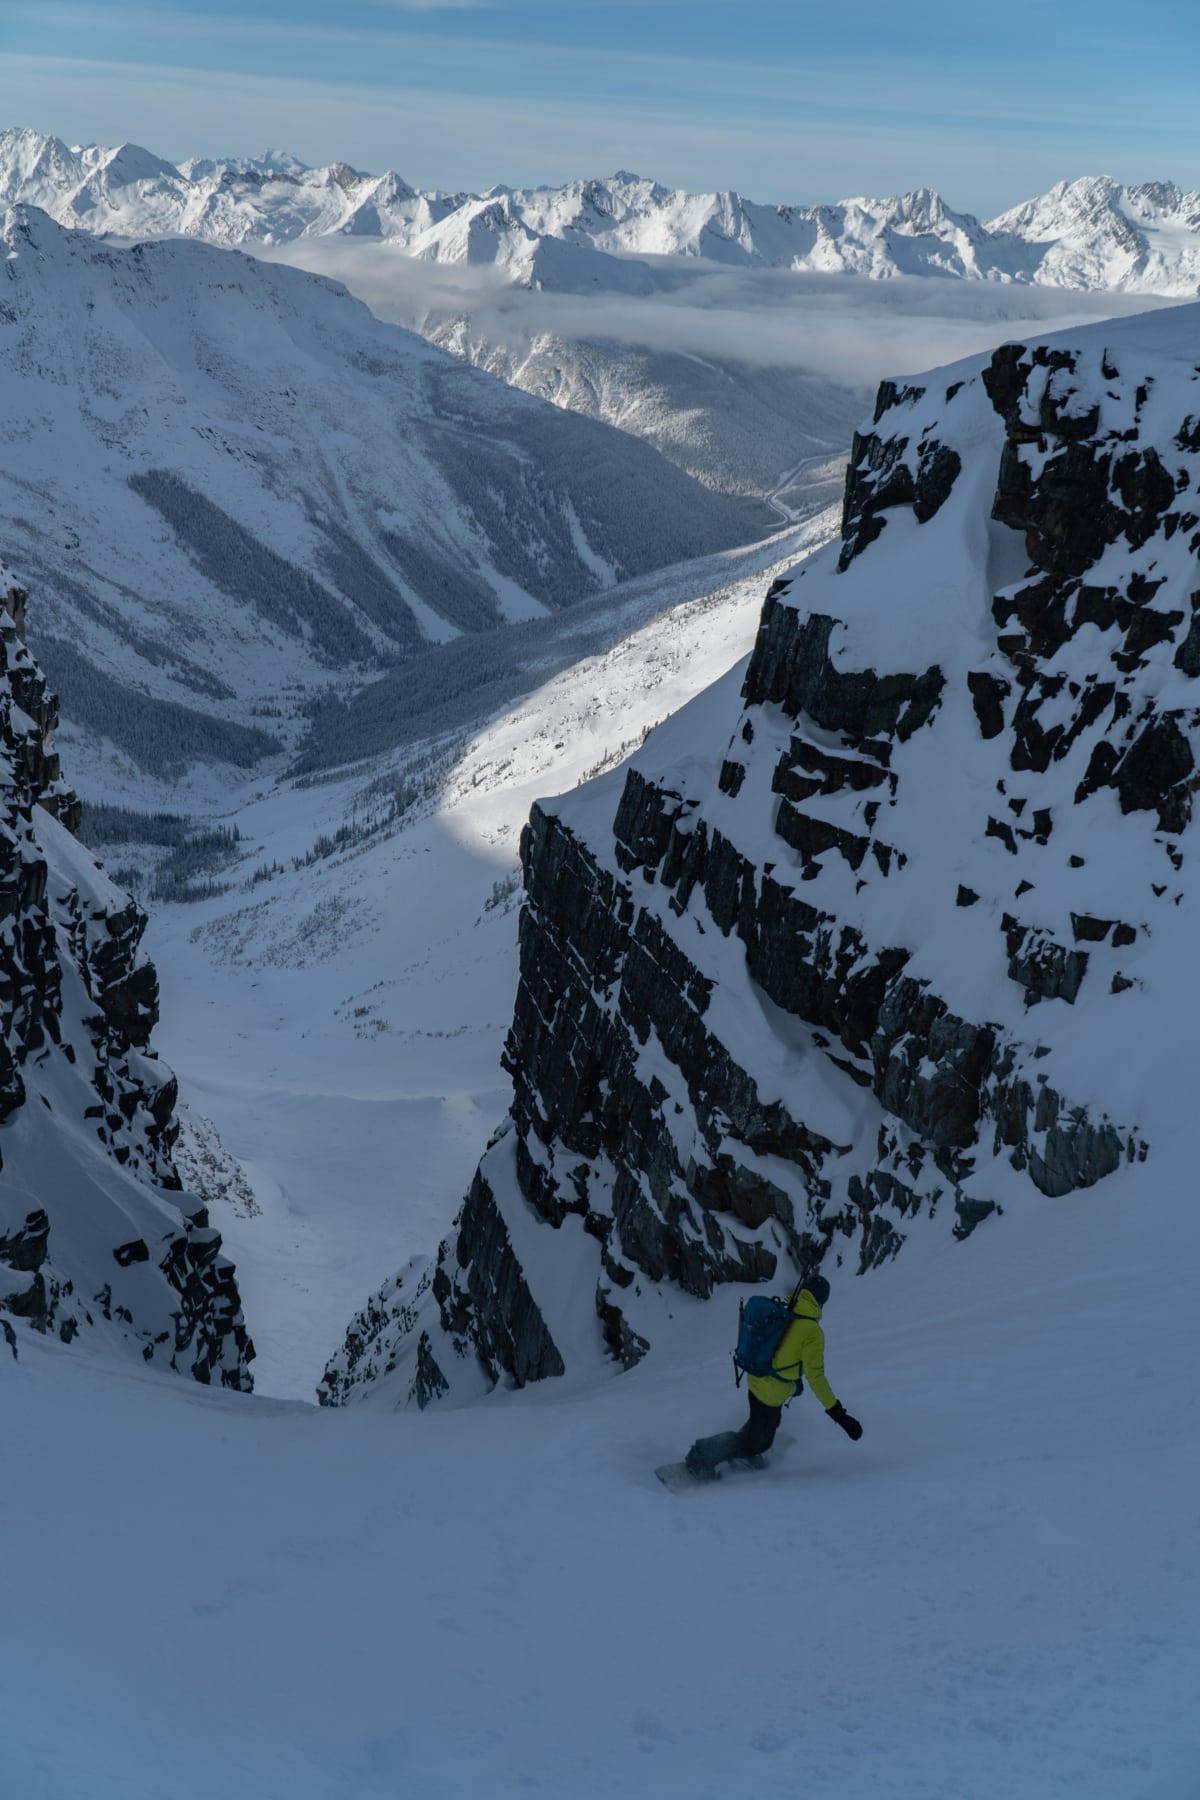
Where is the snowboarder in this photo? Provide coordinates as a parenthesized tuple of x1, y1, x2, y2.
(683, 1274, 863, 1479)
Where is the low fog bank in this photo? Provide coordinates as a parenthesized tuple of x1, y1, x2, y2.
(257, 239, 1176, 386)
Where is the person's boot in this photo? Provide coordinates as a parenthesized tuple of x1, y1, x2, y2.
(685, 1430, 742, 1478)
(729, 1426, 769, 1471)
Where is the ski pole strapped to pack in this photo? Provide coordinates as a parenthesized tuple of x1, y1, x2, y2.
(732, 1292, 803, 1387)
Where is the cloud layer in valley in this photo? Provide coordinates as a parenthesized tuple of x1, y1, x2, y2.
(262, 239, 1180, 391)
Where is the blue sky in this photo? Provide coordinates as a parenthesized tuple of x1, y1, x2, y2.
(2, 0, 1199, 210)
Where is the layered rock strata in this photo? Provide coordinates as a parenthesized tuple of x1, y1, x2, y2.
(0, 567, 253, 1384)
(323, 307, 1200, 1408)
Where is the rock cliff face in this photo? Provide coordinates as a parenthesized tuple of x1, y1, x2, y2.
(322, 305, 1200, 1409)
(0, 565, 253, 1384)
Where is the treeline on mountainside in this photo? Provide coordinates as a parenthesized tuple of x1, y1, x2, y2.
(290, 746, 458, 863)
(420, 370, 772, 581)
(19, 556, 237, 702)
(79, 803, 244, 901)
(291, 631, 531, 774)
(378, 525, 504, 635)
(36, 637, 280, 776)
(148, 825, 241, 901)
(291, 548, 712, 774)
(127, 471, 378, 665)
(292, 591, 632, 776)
(78, 804, 194, 848)
(312, 515, 427, 652)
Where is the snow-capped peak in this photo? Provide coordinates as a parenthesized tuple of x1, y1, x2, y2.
(178, 148, 313, 183)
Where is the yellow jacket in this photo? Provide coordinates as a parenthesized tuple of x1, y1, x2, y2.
(748, 1289, 838, 1410)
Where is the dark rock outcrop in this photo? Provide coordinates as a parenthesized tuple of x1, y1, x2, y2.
(324, 310, 1200, 1408)
(0, 566, 253, 1385)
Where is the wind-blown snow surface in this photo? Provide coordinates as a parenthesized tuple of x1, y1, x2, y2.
(139, 525, 828, 1396)
(6, 1160, 1200, 1800)
(0, 204, 763, 787)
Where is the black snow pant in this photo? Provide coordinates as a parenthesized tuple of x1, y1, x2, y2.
(686, 1391, 783, 1474)
(736, 1390, 784, 1457)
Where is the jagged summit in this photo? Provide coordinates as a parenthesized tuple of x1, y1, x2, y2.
(322, 299, 1200, 1408)
(992, 174, 1190, 233)
(409, 192, 658, 292)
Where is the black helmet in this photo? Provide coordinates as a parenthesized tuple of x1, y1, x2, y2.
(802, 1274, 831, 1307)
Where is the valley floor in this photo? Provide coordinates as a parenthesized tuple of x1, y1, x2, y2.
(6, 1149, 1198, 1799)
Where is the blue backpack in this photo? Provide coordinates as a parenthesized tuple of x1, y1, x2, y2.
(732, 1287, 804, 1387)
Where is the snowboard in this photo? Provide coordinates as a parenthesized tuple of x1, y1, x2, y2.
(655, 1429, 792, 1492)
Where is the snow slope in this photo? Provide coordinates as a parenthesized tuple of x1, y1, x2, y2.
(5, 1144, 1199, 1800)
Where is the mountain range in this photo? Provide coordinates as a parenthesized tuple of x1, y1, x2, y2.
(3, 127, 1200, 294)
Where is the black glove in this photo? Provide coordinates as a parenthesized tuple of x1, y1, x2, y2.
(827, 1401, 863, 1441)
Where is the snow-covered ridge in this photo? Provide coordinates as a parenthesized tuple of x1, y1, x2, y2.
(322, 301, 1200, 1408)
(0, 562, 253, 1382)
(4, 127, 1200, 294)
